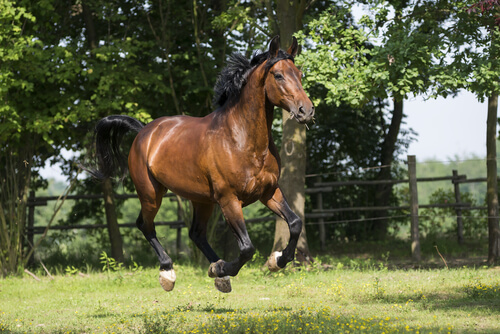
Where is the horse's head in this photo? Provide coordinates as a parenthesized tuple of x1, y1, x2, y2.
(264, 36, 315, 124)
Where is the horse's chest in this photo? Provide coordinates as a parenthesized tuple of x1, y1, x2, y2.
(239, 159, 279, 204)
(211, 146, 279, 204)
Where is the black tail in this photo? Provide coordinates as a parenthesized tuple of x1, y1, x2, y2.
(88, 115, 144, 180)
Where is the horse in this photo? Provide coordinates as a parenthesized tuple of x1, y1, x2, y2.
(90, 36, 315, 293)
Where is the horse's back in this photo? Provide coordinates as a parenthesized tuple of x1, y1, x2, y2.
(129, 114, 214, 202)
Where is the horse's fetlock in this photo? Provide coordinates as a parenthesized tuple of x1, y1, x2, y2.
(240, 244, 256, 262)
(159, 259, 173, 271)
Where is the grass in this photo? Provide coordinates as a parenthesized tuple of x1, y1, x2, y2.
(1, 255, 499, 334)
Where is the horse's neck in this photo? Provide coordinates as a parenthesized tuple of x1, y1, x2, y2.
(227, 79, 273, 152)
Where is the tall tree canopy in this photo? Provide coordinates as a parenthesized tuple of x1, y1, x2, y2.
(296, 1, 448, 239)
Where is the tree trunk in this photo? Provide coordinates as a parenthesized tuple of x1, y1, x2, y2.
(272, 113, 312, 262)
(0, 145, 32, 276)
(270, 0, 312, 264)
(371, 99, 404, 240)
(82, 3, 124, 262)
(486, 93, 500, 264)
(82, 3, 97, 50)
(102, 178, 124, 263)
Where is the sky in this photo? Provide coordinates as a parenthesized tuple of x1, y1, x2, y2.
(402, 90, 487, 162)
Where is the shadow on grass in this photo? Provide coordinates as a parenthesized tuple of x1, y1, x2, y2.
(319, 237, 491, 270)
(199, 306, 236, 314)
(437, 285, 500, 314)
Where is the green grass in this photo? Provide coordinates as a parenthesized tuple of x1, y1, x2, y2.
(1, 259, 499, 333)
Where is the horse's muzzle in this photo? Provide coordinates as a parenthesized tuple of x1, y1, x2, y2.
(294, 105, 315, 124)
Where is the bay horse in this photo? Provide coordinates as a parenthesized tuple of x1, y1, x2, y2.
(90, 36, 314, 293)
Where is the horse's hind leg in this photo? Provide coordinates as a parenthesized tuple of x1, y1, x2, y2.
(189, 202, 233, 292)
(189, 202, 220, 263)
(134, 176, 176, 291)
(208, 198, 255, 284)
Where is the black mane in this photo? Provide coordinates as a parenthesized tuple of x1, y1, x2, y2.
(213, 50, 294, 108)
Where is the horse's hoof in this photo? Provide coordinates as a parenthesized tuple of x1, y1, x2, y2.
(208, 260, 224, 278)
(214, 276, 232, 293)
(267, 251, 282, 272)
(159, 269, 176, 292)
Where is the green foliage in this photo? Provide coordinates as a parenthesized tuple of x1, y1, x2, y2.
(440, 0, 500, 100)
(296, 2, 446, 108)
(0, 0, 39, 277)
(64, 265, 79, 276)
(296, 6, 383, 108)
(0, 1, 38, 141)
(420, 188, 487, 239)
(100, 251, 124, 272)
(464, 278, 500, 299)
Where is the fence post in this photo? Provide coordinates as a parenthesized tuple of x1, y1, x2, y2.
(408, 155, 421, 262)
(452, 170, 464, 245)
(316, 176, 326, 251)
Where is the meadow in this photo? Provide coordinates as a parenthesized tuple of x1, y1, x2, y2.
(1, 253, 499, 334)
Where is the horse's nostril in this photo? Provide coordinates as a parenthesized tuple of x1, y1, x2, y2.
(299, 106, 305, 115)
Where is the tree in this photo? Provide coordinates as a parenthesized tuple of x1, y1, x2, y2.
(438, 0, 500, 263)
(0, 1, 76, 275)
(296, 2, 447, 239)
(0, 0, 166, 273)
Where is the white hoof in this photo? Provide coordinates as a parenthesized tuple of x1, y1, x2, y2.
(159, 269, 176, 292)
(268, 251, 282, 272)
(214, 276, 232, 293)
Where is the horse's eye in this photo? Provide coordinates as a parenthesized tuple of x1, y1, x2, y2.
(274, 73, 284, 81)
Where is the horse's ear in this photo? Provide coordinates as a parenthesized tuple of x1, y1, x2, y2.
(287, 36, 299, 57)
(269, 35, 280, 58)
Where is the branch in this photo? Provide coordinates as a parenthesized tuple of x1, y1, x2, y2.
(434, 245, 449, 269)
(24, 269, 41, 281)
(305, 0, 318, 11)
(192, 0, 211, 108)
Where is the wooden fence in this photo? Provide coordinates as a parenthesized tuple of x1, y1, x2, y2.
(27, 156, 488, 261)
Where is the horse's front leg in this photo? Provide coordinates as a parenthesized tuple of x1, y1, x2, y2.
(261, 187, 302, 271)
(208, 198, 255, 289)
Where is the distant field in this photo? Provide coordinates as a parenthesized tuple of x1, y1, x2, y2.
(1, 259, 499, 333)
